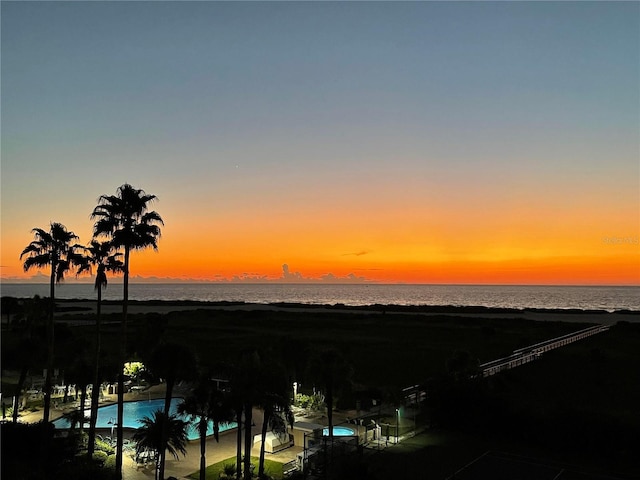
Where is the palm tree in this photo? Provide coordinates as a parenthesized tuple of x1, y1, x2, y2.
(177, 375, 234, 480)
(307, 348, 353, 441)
(256, 364, 294, 480)
(147, 343, 197, 480)
(62, 408, 89, 437)
(91, 183, 163, 478)
(65, 357, 93, 435)
(230, 349, 262, 480)
(132, 410, 188, 480)
(20, 222, 85, 423)
(231, 384, 244, 480)
(77, 240, 123, 458)
(6, 295, 47, 422)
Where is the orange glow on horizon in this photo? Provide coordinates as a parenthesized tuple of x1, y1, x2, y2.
(2, 190, 638, 286)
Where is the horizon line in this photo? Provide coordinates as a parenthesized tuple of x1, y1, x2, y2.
(1, 280, 638, 288)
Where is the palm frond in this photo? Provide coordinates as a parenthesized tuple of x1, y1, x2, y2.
(21, 223, 85, 281)
(142, 211, 164, 225)
(132, 410, 188, 460)
(22, 254, 51, 271)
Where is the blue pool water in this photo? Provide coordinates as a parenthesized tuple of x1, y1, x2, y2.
(52, 398, 236, 441)
(322, 426, 356, 436)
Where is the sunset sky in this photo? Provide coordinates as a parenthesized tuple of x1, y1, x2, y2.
(1, 1, 638, 285)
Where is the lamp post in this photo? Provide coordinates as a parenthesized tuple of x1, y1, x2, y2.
(107, 417, 116, 440)
(395, 408, 399, 444)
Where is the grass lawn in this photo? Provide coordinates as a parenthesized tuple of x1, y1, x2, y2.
(188, 456, 285, 480)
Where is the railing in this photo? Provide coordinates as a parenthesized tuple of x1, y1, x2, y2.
(479, 325, 610, 377)
(282, 459, 297, 477)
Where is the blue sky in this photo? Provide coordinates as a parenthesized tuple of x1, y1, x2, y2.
(2, 1, 638, 284)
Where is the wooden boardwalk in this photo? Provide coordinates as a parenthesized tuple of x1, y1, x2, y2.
(479, 325, 610, 377)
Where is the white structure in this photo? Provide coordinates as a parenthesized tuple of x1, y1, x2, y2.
(253, 431, 293, 453)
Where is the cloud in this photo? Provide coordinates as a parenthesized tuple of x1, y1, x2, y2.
(1, 265, 376, 284)
(231, 273, 271, 283)
(281, 263, 303, 281)
(341, 251, 369, 257)
(278, 264, 372, 284)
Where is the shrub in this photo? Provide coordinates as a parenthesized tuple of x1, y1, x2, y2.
(295, 393, 323, 410)
(92, 450, 108, 465)
(104, 454, 117, 470)
(223, 463, 237, 476)
(95, 438, 115, 454)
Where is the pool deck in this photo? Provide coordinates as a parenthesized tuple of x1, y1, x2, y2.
(14, 383, 362, 480)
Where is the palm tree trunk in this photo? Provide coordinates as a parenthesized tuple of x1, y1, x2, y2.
(243, 403, 253, 480)
(115, 247, 130, 480)
(158, 380, 174, 480)
(199, 421, 207, 480)
(12, 366, 28, 423)
(87, 287, 102, 457)
(258, 410, 269, 479)
(79, 385, 87, 435)
(116, 370, 124, 477)
(236, 407, 243, 480)
(326, 386, 334, 477)
(327, 386, 334, 441)
(87, 371, 101, 456)
(43, 263, 56, 423)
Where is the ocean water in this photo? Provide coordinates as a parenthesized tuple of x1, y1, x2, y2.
(1, 283, 638, 312)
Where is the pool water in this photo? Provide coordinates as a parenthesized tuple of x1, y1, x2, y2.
(322, 426, 356, 436)
(52, 398, 236, 441)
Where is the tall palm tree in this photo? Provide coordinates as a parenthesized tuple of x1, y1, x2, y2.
(77, 240, 123, 458)
(7, 296, 48, 422)
(132, 410, 188, 480)
(91, 183, 163, 478)
(177, 375, 234, 480)
(231, 384, 244, 480)
(20, 222, 85, 423)
(307, 348, 353, 441)
(229, 349, 262, 480)
(147, 343, 196, 480)
(256, 364, 294, 480)
(64, 357, 93, 435)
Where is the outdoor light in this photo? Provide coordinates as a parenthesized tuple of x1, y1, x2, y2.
(395, 408, 400, 445)
(107, 417, 117, 438)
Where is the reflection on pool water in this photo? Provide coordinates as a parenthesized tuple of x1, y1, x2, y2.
(322, 426, 356, 436)
(52, 398, 236, 441)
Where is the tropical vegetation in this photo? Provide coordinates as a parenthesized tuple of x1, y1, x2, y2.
(147, 342, 197, 480)
(91, 183, 163, 478)
(78, 240, 123, 457)
(189, 456, 284, 480)
(20, 222, 85, 422)
(132, 410, 188, 480)
(177, 374, 234, 480)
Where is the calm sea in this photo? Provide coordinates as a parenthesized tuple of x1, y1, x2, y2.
(1, 283, 638, 312)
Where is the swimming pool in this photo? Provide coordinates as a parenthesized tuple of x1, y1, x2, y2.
(52, 398, 236, 441)
(322, 426, 356, 436)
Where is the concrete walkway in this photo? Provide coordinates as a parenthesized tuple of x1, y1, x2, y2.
(123, 422, 303, 480)
(13, 384, 304, 480)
